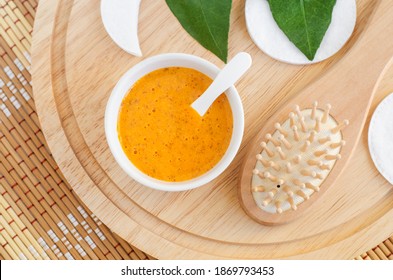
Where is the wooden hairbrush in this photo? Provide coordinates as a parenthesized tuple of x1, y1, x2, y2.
(239, 0, 393, 225)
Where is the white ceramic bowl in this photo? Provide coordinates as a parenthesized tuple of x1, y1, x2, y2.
(105, 53, 244, 191)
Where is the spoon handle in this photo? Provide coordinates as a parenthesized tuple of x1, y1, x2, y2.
(192, 52, 252, 116)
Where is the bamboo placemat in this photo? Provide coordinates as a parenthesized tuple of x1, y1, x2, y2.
(0, 0, 391, 260)
(0, 0, 153, 260)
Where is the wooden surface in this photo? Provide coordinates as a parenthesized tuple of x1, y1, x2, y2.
(0, 0, 153, 260)
(31, 0, 393, 259)
(239, 0, 393, 225)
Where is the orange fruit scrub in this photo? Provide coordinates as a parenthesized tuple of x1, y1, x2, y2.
(117, 67, 233, 182)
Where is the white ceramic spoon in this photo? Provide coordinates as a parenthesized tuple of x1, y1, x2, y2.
(192, 52, 252, 116)
(101, 0, 142, 56)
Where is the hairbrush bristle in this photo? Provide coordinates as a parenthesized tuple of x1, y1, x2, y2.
(251, 103, 348, 214)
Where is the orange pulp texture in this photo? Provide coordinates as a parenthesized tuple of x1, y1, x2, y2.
(118, 67, 233, 182)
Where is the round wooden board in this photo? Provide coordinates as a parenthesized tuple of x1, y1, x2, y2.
(32, 0, 393, 259)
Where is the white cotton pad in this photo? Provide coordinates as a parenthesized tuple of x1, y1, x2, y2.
(101, 0, 142, 56)
(368, 93, 393, 185)
(245, 0, 357, 65)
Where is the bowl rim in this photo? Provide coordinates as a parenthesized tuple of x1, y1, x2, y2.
(105, 53, 244, 192)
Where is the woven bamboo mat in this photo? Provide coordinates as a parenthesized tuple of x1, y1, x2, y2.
(0, 0, 153, 260)
(0, 0, 392, 260)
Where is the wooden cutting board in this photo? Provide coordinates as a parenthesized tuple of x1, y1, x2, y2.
(31, 0, 393, 259)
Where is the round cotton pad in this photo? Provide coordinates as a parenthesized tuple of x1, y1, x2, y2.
(101, 0, 142, 56)
(368, 93, 393, 185)
(245, 0, 357, 65)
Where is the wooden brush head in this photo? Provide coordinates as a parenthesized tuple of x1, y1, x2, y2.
(239, 102, 348, 225)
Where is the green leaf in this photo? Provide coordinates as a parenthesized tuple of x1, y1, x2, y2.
(165, 0, 232, 63)
(267, 0, 336, 60)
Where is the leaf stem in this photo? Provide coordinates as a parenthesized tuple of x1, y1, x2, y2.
(300, 0, 312, 59)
